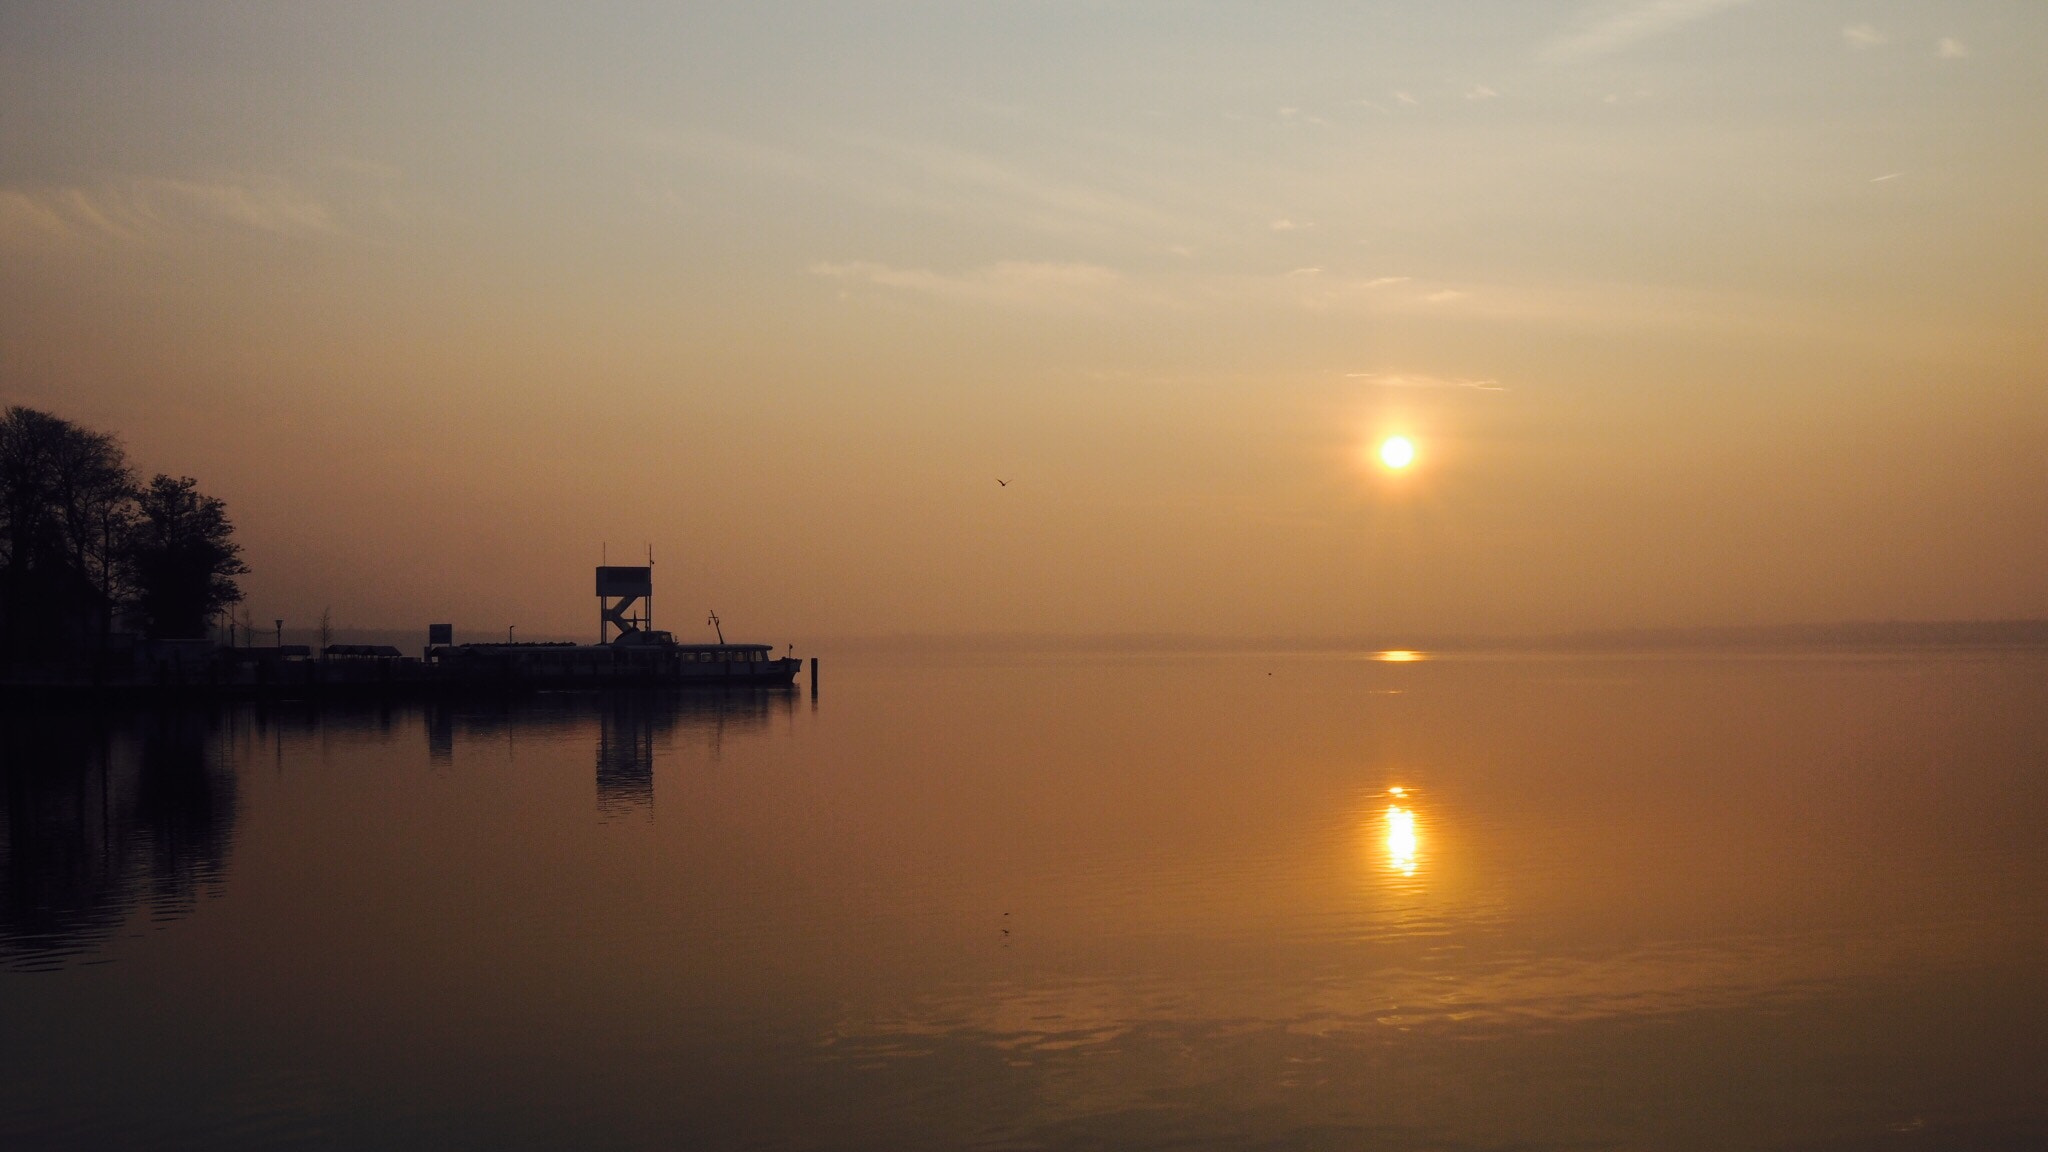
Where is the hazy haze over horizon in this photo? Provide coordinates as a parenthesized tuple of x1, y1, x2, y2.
(4, 1, 2043, 642)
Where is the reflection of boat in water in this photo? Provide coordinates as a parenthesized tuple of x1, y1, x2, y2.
(590, 688, 791, 816)
(424, 565, 802, 689)
(422, 687, 793, 817)
(425, 686, 791, 815)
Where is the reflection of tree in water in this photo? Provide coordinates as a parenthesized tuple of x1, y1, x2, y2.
(2, 691, 789, 964)
(0, 708, 238, 969)
(0, 717, 123, 967)
(133, 713, 236, 914)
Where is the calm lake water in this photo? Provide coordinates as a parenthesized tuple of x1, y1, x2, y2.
(4, 650, 2046, 1151)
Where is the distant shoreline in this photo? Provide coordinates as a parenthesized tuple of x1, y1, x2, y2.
(810, 620, 2048, 656)
(240, 619, 2048, 659)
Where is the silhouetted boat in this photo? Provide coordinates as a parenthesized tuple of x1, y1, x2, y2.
(425, 631, 801, 687)
(419, 564, 801, 688)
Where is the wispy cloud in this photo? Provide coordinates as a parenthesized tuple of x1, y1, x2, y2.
(1277, 106, 1330, 126)
(1465, 85, 1500, 102)
(0, 174, 345, 247)
(1243, 271, 1475, 317)
(605, 119, 1199, 244)
(0, 190, 95, 241)
(1842, 24, 1885, 50)
(811, 260, 1126, 309)
(1936, 37, 1968, 59)
(813, 260, 1448, 319)
(1346, 372, 1504, 391)
(1541, 0, 1758, 63)
(153, 178, 336, 235)
(862, 137, 1194, 239)
(814, 261, 1988, 360)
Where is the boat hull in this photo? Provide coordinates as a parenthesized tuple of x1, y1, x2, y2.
(424, 644, 802, 690)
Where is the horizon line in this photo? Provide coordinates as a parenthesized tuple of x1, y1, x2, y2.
(282, 618, 2048, 654)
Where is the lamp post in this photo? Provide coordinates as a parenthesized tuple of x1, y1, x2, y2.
(275, 619, 283, 648)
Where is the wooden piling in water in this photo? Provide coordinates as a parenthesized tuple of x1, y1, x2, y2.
(809, 657, 818, 697)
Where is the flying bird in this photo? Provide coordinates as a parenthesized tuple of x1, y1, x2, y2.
(996, 478, 1010, 487)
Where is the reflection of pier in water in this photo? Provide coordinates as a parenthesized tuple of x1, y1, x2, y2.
(0, 709, 238, 970)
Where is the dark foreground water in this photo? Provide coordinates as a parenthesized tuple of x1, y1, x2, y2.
(3, 650, 2046, 1151)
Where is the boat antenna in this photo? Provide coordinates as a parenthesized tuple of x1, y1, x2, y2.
(707, 610, 724, 644)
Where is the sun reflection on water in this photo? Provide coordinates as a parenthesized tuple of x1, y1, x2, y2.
(1385, 800, 1419, 877)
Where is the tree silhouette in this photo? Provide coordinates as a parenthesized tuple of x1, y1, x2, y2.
(128, 476, 248, 640)
(0, 407, 136, 658)
(1, 408, 249, 656)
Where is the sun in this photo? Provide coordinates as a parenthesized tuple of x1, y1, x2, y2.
(1378, 436, 1416, 469)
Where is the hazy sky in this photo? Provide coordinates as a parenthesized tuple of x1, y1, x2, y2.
(3, 1, 2043, 641)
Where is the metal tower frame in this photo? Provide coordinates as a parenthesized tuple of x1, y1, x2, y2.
(595, 565, 654, 643)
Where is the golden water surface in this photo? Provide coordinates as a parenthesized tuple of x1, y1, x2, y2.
(3, 650, 2045, 1149)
